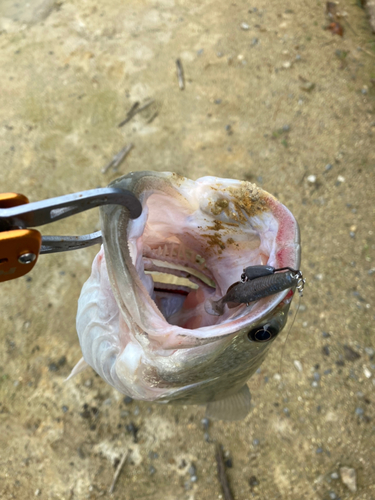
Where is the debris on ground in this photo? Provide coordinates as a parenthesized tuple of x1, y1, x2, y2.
(340, 466, 357, 493)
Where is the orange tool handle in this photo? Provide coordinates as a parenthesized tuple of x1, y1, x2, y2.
(0, 193, 42, 283)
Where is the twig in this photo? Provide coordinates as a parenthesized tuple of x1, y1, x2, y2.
(136, 99, 155, 113)
(146, 111, 159, 124)
(176, 59, 185, 90)
(108, 451, 128, 495)
(358, 46, 375, 58)
(101, 144, 134, 174)
(118, 100, 156, 127)
(215, 443, 234, 500)
(118, 102, 140, 127)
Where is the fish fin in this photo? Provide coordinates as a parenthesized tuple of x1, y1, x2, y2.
(205, 384, 252, 421)
(204, 298, 224, 316)
(65, 357, 89, 381)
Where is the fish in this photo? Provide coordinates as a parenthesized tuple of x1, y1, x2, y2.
(75, 171, 301, 421)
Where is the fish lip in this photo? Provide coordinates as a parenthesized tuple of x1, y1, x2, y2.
(100, 172, 301, 348)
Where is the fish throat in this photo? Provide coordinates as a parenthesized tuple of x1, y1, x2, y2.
(127, 186, 274, 330)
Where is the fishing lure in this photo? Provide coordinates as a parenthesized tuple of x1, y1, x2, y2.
(206, 265, 305, 316)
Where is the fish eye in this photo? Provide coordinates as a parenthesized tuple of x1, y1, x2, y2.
(247, 324, 279, 342)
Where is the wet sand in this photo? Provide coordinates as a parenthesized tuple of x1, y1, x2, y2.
(1, 0, 374, 499)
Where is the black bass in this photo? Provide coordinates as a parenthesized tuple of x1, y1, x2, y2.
(75, 172, 301, 420)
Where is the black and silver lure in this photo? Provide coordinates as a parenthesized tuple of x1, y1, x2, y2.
(206, 265, 305, 316)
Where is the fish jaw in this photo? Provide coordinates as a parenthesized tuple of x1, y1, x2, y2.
(76, 172, 300, 406)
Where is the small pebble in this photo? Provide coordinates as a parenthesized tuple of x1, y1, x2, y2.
(188, 464, 197, 477)
(331, 472, 339, 480)
(225, 458, 233, 468)
(311, 381, 318, 388)
(361, 86, 368, 95)
(322, 346, 330, 356)
(363, 367, 372, 378)
(214, 99, 222, 104)
(322, 332, 331, 338)
(201, 418, 209, 430)
(253, 439, 260, 446)
(300, 81, 315, 91)
(365, 347, 374, 357)
(324, 369, 332, 375)
(337, 175, 345, 183)
(49, 363, 58, 372)
(329, 492, 337, 499)
(316, 447, 323, 454)
(251, 38, 259, 45)
(149, 465, 156, 475)
(355, 407, 364, 416)
(340, 467, 357, 493)
(325, 163, 333, 171)
(240, 22, 250, 30)
(344, 345, 360, 362)
(62, 405, 69, 413)
(103, 398, 112, 406)
(283, 61, 292, 69)
(282, 124, 290, 132)
(34, 489, 41, 496)
(313, 372, 320, 381)
(123, 396, 133, 405)
(293, 360, 303, 372)
(249, 476, 259, 487)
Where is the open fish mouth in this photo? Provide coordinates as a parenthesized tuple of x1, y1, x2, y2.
(76, 171, 301, 416)
(99, 172, 300, 343)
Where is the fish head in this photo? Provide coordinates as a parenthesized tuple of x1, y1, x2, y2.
(76, 172, 300, 415)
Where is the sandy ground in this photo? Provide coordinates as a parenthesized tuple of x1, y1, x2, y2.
(1, 0, 375, 499)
